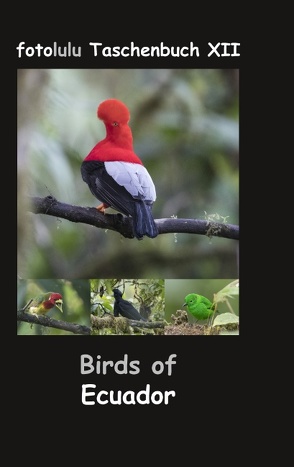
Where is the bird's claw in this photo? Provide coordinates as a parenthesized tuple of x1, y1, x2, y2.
(96, 203, 109, 213)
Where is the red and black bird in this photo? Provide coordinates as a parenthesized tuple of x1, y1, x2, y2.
(81, 98, 158, 240)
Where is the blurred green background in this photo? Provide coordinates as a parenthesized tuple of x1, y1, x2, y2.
(17, 69, 239, 279)
(17, 279, 90, 335)
(165, 279, 239, 323)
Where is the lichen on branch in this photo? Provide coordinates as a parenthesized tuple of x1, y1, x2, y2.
(28, 195, 239, 240)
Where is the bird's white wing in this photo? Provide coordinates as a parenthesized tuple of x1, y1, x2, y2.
(105, 161, 156, 202)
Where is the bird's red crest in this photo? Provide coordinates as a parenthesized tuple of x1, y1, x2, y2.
(97, 99, 130, 124)
(50, 293, 62, 301)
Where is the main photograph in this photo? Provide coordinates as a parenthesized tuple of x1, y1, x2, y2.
(17, 69, 239, 279)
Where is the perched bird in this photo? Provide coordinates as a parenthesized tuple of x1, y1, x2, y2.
(182, 293, 215, 321)
(81, 98, 158, 240)
(113, 288, 147, 321)
(26, 292, 63, 316)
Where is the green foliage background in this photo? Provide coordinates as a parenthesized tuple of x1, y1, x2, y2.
(17, 69, 239, 279)
(90, 278, 165, 321)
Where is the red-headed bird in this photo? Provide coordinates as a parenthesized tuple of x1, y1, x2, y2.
(26, 292, 63, 316)
(81, 99, 158, 240)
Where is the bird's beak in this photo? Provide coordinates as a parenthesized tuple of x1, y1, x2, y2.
(55, 299, 63, 313)
(182, 302, 187, 307)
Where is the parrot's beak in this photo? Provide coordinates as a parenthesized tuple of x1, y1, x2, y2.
(182, 302, 187, 307)
(55, 299, 63, 313)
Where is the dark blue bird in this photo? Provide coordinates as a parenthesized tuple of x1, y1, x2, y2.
(113, 289, 147, 321)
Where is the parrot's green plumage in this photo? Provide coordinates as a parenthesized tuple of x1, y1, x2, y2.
(183, 293, 215, 321)
(27, 292, 63, 316)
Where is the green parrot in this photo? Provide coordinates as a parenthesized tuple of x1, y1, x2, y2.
(182, 293, 215, 321)
(26, 292, 63, 316)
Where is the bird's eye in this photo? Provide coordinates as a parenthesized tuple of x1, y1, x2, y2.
(112, 121, 119, 126)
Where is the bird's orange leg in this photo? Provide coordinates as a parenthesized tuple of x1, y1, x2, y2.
(96, 203, 109, 213)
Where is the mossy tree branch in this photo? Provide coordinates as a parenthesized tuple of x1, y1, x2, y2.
(28, 195, 239, 240)
(90, 314, 165, 335)
(91, 314, 165, 329)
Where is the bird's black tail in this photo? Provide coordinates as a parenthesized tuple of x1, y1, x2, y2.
(133, 202, 158, 239)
